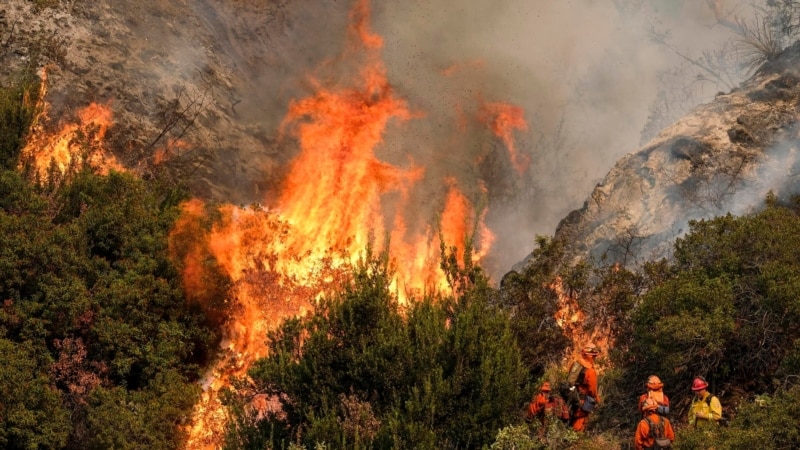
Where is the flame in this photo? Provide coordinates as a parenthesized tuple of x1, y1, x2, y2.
(549, 276, 611, 366)
(21, 98, 123, 179)
(479, 102, 530, 175)
(153, 138, 191, 165)
(182, 1, 503, 446)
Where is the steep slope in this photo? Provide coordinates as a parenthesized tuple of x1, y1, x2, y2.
(2, 0, 351, 202)
(545, 42, 800, 268)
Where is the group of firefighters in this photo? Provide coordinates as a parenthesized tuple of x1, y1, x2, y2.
(527, 343, 722, 449)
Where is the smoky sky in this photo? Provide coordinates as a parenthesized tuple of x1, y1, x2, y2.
(369, 0, 758, 277)
(180, 0, 761, 279)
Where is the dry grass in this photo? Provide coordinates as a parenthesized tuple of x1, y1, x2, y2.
(735, 15, 783, 74)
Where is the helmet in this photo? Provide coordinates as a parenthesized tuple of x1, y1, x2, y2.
(641, 398, 659, 412)
(582, 343, 600, 356)
(691, 377, 709, 391)
(540, 381, 551, 392)
(646, 375, 664, 390)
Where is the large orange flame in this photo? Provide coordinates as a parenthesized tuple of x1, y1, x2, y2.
(181, 0, 511, 446)
(549, 276, 611, 368)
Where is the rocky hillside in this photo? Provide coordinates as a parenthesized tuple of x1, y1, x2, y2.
(544, 42, 800, 268)
(8, 0, 799, 275)
(2, 0, 351, 202)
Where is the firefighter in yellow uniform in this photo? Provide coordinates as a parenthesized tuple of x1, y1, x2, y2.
(687, 376, 722, 428)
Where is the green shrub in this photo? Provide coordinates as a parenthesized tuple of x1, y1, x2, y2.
(226, 253, 528, 449)
(0, 72, 39, 170)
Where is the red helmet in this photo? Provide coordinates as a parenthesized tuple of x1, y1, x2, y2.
(540, 381, 551, 392)
(641, 398, 659, 412)
(691, 377, 709, 391)
(646, 375, 664, 390)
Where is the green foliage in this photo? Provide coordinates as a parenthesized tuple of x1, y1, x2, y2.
(499, 236, 571, 377)
(0, 71, 39, 170)
(228, 253, 528, 449)
(83, 370, 199, 450)
(713, 385, 800, 449)
(603, 202, 800, 431)
(490, 424, 540, 450)
(0, 168, 218, 448)
(0, 339, 71, 449)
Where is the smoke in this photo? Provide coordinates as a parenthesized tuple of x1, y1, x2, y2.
(363, 0, 757, 276)
(144, 0, 763, 278)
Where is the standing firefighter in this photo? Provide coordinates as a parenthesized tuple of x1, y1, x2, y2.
(567, 343, 600, 432)
(635, 398, 675, 450)
(638, 375, 670, 417)
(687, 376, 722, 428)
(528, 381, 569, 434)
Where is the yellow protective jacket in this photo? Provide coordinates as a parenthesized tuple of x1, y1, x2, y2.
(687, 392, 722, 428)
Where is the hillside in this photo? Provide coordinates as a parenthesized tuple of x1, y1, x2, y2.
(4, 1, 800, 449)
(545, 42, 800, 268)
(2, 0, 353, 201)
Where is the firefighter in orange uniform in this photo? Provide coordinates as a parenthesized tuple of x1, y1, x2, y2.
(637, 375, 670, 417)
(570, 343, 600, 432)
(635, 398, 675, 450)
(528, 381, 569, 434)
(528, 381, 550, 424)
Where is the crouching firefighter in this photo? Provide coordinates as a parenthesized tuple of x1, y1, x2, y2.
(528, 381, 570, 435)
(567, 343, 601, 432)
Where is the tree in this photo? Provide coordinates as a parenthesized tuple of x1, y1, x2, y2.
(0, 339, 71, 450)
(611, 199, 800, 425)
(0, 167, 219, 448)
(227, 253, 528, 449)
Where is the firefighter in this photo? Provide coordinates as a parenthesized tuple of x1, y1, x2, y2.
(687, 376, 722, 428)
(528, 381, 570, 433)
(569, 343, 600, 432)
(635, 398, 675, 450)
(637, 375, 670, 416)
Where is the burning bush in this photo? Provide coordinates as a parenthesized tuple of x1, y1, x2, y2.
(223, 253, 528, 449)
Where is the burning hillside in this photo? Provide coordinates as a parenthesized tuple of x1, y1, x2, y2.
(170, 1, 512, 445)
(9, 0, 800, 447)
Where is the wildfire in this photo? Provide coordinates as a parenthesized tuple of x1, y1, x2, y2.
(153, 138, 191, 165)
(549, 276, 611, 364)
(21, 85, 123, 179)
(179, 0, 516, 446)
(479, 102, 530, 175)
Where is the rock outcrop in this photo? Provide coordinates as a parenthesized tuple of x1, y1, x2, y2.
(543, 42, 800, 268)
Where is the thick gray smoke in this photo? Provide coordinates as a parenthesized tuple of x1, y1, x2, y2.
(367, 0, 757, 277)
(179, 0, 762, 279)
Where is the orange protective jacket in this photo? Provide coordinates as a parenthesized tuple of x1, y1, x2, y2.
(528, 392, 548, 418)
(634, 413, 675, 450)
(576, 357, 599, 403)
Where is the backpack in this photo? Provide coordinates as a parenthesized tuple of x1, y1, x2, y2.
(550, 394, 570, 421)
(566, 360, 586, 386)
(644, 416, 672, 449)
(703, 394, 726, 426)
